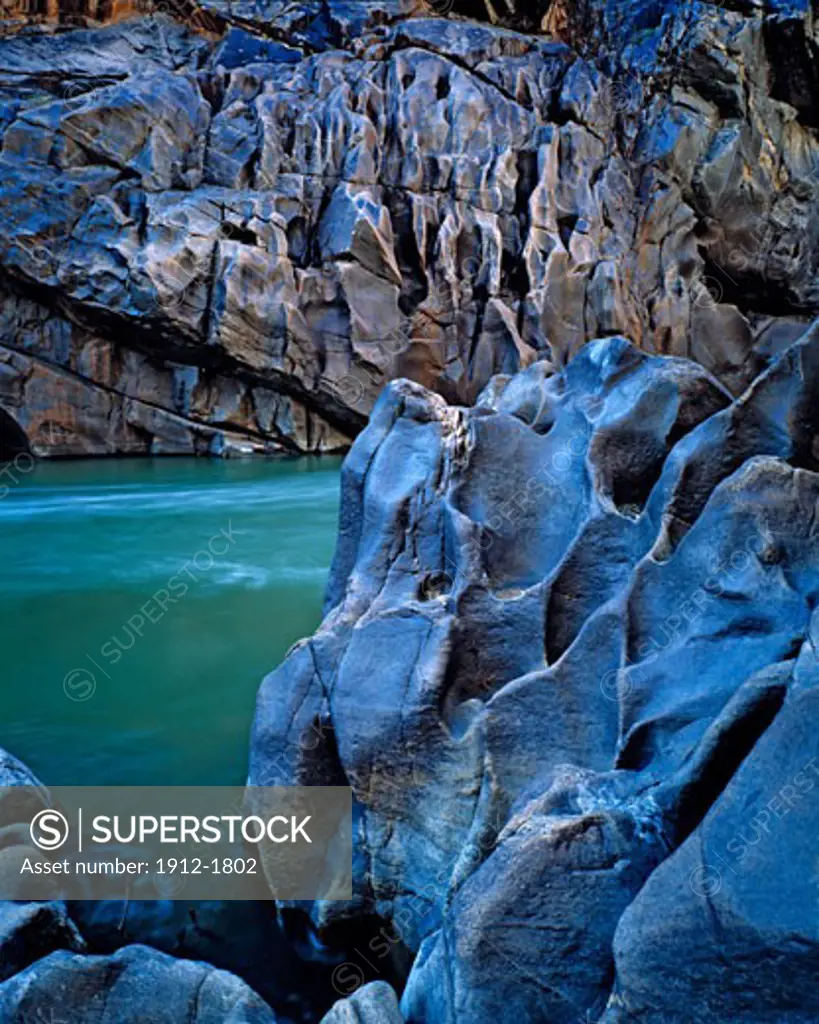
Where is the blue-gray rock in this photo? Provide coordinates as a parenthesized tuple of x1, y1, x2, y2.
(0, 944, 278, 1022)
(0, 902, 86, 984)
(68, 898, 332, 1022)
(321, 980, 404, 1023)
(2, 0, 819, 455)
(252, 323, 819, 1022)
(0, 751, 84, 988)
(3, 0, 819, 1020)
(606, 659, 819, 1022)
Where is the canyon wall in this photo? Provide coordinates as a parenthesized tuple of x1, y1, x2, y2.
(0, 0, 817, 455)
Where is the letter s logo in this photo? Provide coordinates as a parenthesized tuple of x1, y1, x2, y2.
(30, 809, 69, 851)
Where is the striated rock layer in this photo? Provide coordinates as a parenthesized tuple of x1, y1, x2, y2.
(251, 323, 819, 1022)
(1, 0, 818, 454)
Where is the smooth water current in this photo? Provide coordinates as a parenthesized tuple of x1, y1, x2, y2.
(0, 457, 342, 786)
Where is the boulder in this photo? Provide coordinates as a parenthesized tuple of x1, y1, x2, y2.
(68, 898, 334, 1022)
(0, 944, 278, 1023)
(321, 981, 404, 1023)
(607, 668, 819, 1022)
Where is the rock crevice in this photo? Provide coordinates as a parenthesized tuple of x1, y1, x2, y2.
(2, 0, 818, 454)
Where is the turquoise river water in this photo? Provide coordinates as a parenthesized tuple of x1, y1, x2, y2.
(0, 457, 342, 786)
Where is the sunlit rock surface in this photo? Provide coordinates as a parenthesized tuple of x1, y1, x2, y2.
(1, 0, 818, 454)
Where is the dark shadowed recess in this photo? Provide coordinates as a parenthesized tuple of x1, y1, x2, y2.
(0, 408, 29, 463)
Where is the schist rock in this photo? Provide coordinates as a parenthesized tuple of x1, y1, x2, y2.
(251, 325, 819, 1022)
(0, 944, 279, 1022)
(0, 0, 817, 455)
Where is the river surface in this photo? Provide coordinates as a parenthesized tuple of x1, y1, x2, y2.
(0, 457, 342, 786)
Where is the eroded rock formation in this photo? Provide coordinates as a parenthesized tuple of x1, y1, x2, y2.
(0, 0, 817, 454)
(251, 323, 819, 1022)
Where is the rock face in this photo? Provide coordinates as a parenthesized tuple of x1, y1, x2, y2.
(250, 322, 819, 1022)
(0, 944, 279, 1022)
(1, 0, 818, 455)
(606, 669, 819, 1023)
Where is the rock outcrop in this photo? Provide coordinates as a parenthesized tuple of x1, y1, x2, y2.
(250, 322, 819, 1022)
(1, 0, 818, 455)
(0, 944, 279, 1022)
